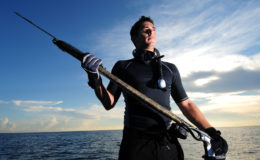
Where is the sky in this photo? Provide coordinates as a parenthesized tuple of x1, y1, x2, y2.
(0, 0, 260, 133)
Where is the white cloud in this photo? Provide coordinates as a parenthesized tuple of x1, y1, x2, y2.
(137, 1, 260, 77)
(12, 100, 76, 113)
(59, 104, 125, 131)
(170, 91, 260, 127)
(165, 50, 260, 78)
(204, 95, 260, 116)
(194, 76, 220, 86)
(13, 100, 63, 106)
(186, 91, 260, 117)
(2, 118, 9, 126)
(21, 104, 124, 132)
(46, 116, 58, 129)
(155, 2, 260, 77)
(74, 104, 125, 130)
(0, 118, 16, 132)
(187, 91, 244, 101)
(245, 53, 260, 70)
(2, 99, 124, 132)
(79, 119, 123, 131)
(22, 105, 73, 112)
(80, 104, 124, 120)
(15, 100, 125, 120)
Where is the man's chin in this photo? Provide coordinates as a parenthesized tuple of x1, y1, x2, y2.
(147, 43, 156, 49)
(147, 41, 156, 46)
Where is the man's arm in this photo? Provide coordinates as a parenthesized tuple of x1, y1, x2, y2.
(93, 85, 116, 110)
(81, 53, 121, 110)
(177, 98, 212, 130)
(178, 99, 229, 157)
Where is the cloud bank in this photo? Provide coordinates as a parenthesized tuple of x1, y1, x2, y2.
(0, 100, 124, 132)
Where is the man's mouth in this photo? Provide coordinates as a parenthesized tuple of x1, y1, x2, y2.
(147, 36, 154, 41)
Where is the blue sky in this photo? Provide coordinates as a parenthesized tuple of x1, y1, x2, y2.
(0, 0, 260, 133)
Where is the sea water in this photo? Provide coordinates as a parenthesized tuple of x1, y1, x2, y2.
(0, 126, 259, 160)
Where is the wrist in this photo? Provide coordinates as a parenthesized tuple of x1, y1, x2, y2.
(88, 76, 102, 89)
(204, 127, 221, 138)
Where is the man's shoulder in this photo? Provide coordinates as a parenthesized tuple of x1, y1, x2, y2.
(162, 61, 175, 66)
(113, 59, 134, 69)
(116, 59, 133, 64)
(161, 61, 177, 72)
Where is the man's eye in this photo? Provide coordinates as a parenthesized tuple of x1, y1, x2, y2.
(143, 27, 155, 33)
(144, 29, 151, 35)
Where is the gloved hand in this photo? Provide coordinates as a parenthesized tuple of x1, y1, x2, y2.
(81, 53, 102, 89)
(205, 127, 228, 159)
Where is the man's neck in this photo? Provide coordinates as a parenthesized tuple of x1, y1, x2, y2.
(137, 46, 154, 52)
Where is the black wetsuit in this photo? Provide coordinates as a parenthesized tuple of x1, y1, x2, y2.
(107, 50, 188, 160)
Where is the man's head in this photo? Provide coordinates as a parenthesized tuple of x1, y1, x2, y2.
(130, 16, 157, 51)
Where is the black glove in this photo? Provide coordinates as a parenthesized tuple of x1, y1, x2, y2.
(205, 127, 228, 159)
(81, 53, 102, 89)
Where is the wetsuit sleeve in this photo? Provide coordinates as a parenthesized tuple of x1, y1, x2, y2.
(107, 61, 123, 103)
(171, 65, 188, 103)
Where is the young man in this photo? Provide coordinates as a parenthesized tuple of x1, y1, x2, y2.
(82, 16, 228, 160)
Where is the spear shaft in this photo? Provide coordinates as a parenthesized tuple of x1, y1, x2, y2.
(14, 11, 57, 39)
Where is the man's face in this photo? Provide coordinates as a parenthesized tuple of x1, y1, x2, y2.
(134, 21, 157, 50)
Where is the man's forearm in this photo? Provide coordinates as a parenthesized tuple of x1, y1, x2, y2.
(178, 99, 212, 130)
(94, 84, 115, 110)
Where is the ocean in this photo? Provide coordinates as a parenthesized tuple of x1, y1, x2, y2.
(0, 126, 259, 160)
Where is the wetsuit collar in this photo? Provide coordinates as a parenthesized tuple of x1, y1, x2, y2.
(132, 49, 160, 64)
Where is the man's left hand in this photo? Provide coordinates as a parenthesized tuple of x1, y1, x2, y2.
(205, 127, 228, 158)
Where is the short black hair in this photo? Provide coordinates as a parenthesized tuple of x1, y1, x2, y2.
(130, 16, 154, 40)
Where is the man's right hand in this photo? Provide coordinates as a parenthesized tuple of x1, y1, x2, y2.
(81, 53, 103, 89)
